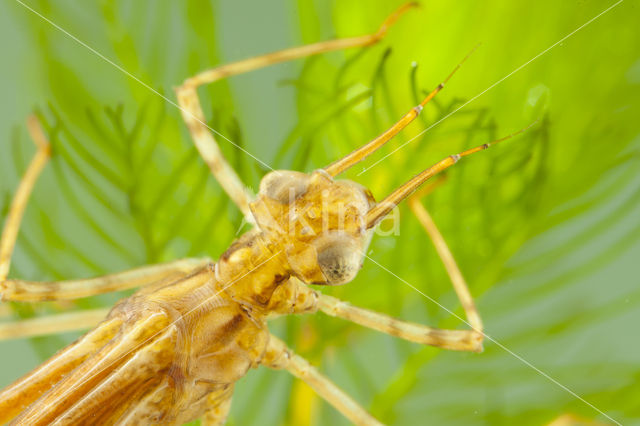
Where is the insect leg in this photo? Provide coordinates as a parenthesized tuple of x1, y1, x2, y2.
(1, 257, 211, 302)
(0, 307, 110, 341)
(1, 118, 210, 303)
(200, 384, 234, 426)
(1, 258, 212, 341)
(407, 185, 484, 334)
(175, 3, 416, 219)
(0, 115, 50, 285)
(316, 293, 482, 352)
(262, 334, 382, 426)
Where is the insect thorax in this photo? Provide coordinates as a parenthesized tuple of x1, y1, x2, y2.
(216, 169, 375, 314)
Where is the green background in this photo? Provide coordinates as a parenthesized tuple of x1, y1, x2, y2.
(1, 0, 639, 425)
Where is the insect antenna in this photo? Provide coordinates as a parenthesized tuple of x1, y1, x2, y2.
(324, 44, 480, 177)
(365, 121, 539, 229)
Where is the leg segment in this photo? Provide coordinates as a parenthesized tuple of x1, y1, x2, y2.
(200, 384, 234, 426)
(264, 275, 482, 351)
(0, 307, 110, 341)
(175, 3, 416, 219)
(408, 189, 483, 334)
(1, 117, 209, 303)
(0, 115, 50, 283)
(1, 257, 211, 302)
(262, 335, 382, 426)
(317, 294, 482, 352)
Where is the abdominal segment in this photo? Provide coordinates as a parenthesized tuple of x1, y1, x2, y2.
(3, 267, 270, 425)
(9, 312, 176, 425)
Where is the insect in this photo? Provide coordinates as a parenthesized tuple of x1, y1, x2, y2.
(0, 3, 533, 425)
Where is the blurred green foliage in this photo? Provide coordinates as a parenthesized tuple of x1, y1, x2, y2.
(0, 0, 639, 425)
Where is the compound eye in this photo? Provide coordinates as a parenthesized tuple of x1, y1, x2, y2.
(259, 170, 310, 204)
(314, 234, 362, 285)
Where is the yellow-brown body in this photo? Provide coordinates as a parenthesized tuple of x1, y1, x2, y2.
(0, 6, 498, 422)
(0, 170, 372, 424)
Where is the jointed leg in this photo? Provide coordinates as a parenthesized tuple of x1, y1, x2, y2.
(175, 3, 417, 219)
(1, 257, 212, 302)
(0, 257, 213, 340)
(317, 294, 482, 352)
(263, 335, 382, 426)
(200, 384, 234, 426)
(0, 117, 212, 341)
(0, 308, 110, 341)
(408, 186, 484, 334)
(0, 115, 50, 284)
(0, 257, 211, 341)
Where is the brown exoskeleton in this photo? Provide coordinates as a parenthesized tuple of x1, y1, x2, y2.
(0, 4, 532, 424)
